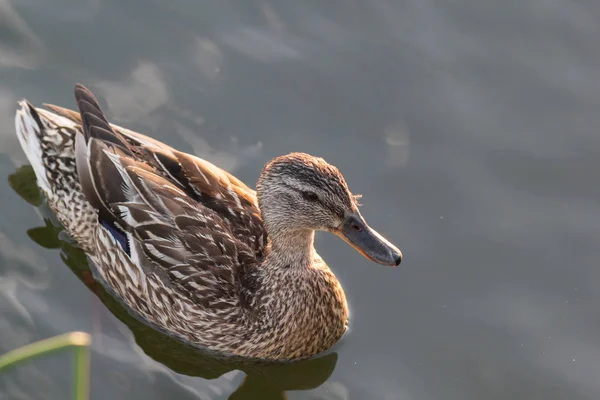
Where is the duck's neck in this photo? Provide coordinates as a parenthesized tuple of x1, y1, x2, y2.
(251, 226, 348, 360)
(264, 227, 316, 269)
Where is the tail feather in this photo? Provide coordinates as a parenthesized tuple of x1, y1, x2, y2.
(15, 100, 52, 194)
(14, 98, 99, 250)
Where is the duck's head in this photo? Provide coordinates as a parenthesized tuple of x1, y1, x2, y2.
(257, 152, 402, 266)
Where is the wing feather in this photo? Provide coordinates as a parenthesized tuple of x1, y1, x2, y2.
(70, 84, 264, 306)
(48, 89, 267, 257)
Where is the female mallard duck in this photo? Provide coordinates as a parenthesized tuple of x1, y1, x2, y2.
(14, 84, 402, 361)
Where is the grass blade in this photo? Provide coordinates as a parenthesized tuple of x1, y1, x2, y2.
(0, 332, 91, 400)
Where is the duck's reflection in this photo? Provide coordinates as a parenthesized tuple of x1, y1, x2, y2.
(9, 164, 338, 400)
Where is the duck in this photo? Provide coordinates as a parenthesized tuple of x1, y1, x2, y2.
(14, 84, 402, 361)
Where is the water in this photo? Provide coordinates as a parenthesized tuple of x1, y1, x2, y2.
(1, 0, 600, 399)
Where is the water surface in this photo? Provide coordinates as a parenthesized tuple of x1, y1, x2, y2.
(1, 1, 600, 399)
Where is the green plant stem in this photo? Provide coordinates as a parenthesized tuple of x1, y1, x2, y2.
(72, 341, 91, 400)
(0, 332, 91, 400)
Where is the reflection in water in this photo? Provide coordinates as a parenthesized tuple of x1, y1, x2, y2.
(191, 37, 223, 82)
(384, 120, 410, 168)
(8, 164, 338, 400)
(95, 62, 169, 123)
(0, 0, 42, 69)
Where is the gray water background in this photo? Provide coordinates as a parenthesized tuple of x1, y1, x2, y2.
(1, 0, 600, 399)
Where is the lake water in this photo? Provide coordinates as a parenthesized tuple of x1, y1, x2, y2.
(1, 0, 600, 399)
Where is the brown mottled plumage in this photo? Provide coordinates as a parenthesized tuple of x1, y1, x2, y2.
(14, 84, 402, 360)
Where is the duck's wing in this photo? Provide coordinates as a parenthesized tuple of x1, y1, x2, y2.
(47, 86, 267, 258)
(72, 84, 261, 304)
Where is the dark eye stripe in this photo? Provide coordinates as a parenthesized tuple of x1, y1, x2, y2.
(302, 191, 319, 202)
(319, 200, 344, 218)
(332, 206, 345, 219)
(282, 184, 340, 213)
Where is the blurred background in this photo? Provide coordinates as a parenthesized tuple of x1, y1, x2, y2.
(1, 0, 600, 399)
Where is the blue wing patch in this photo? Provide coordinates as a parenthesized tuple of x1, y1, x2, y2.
(100, 220, 130, 256)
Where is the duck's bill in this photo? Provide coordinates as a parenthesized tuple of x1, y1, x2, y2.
(333, 210, 402, 266)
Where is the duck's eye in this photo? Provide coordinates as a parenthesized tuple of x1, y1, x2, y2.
(302, 191, 319, 202)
